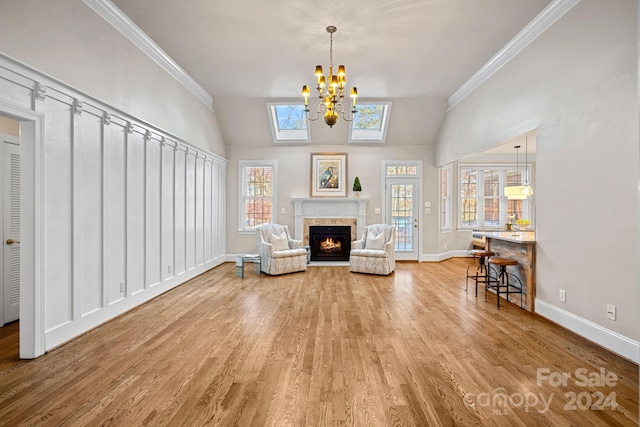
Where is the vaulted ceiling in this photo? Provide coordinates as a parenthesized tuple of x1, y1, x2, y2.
(109, 0, 552, 146)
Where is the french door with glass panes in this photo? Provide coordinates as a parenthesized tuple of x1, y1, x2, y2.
(383, 162, 421, 260)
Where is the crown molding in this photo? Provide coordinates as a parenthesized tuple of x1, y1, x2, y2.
(83, 0, 214, 111)
(447, 0, 581, 111)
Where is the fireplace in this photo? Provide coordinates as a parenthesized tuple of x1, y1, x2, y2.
(309, 226, 351, 261)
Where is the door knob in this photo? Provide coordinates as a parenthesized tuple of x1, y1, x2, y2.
(6, 239, 19, 245)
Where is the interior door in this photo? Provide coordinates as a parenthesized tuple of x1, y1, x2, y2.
(3, 141, 20, 324)
(386, 178, 419, 261)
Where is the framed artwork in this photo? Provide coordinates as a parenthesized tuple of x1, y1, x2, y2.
(310, 152, 347, 197)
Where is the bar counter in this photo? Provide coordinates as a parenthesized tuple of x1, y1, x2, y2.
(477, 231, 536, 311)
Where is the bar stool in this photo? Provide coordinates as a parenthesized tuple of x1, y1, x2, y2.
(486, 257, 524, 309)
(466, 249, 495, 296)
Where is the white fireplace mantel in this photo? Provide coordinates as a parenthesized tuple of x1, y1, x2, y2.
(292, 198, 368, 241)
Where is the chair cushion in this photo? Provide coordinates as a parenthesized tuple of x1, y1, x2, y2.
(272, 248, 307, 258)
(350, 248, 388, 258)
(270, 232, 289, 251)
(365, 231, 385, 250)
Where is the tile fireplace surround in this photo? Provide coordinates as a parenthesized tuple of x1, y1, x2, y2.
(292, 198, 368, 245)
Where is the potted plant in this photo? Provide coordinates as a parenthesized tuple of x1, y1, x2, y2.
(352, 176, 362, 197)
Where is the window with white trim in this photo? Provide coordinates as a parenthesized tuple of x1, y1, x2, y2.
(459, 165, 530, 228)
(348, 102, 391, 142)
(266, 102, 310, 143)
(440, 166, 452, 230)
(238, 160, 277, 232)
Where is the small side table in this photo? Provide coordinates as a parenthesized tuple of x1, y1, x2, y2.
(236, 254, 261, 278)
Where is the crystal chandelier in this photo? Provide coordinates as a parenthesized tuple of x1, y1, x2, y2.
(302, 26, 358, 128)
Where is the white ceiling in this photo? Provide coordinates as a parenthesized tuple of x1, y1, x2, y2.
(110, 0, 552, 100)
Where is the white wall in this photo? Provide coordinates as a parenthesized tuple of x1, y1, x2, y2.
(0, 0, 229, 357)
(436, 0, 638, 360)
(0, 0, 225, 157)
(219, 97, 448, 259)
(225, 143, 441, 257)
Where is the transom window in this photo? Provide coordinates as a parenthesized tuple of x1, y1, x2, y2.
(459, 165, 530, 228)
(386, 165, 417, 176)
(348, 102, 392, 143)
(238, 160, 277, 232)
(266, 102, 310, 143)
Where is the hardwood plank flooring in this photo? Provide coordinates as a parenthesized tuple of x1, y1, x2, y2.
(0, 259, 637, 426)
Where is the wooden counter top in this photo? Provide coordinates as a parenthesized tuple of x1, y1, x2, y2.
(477, 231, 535, 244)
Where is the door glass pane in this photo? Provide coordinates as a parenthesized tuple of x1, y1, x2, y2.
(391, 184, 413, 251)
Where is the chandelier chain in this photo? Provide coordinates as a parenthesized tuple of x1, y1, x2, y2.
(329, 31, 333, 70)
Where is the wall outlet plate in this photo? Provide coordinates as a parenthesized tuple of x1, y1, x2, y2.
(559, 289, 566, 303)
(606, 304, 616, 320)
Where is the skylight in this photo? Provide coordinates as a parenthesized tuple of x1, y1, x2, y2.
(348, 102, 392, 143)
(267, 102, 311, 143)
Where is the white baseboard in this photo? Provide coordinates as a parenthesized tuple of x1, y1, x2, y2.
(536, 299, 639, 364)
(421, 250, 471, 262)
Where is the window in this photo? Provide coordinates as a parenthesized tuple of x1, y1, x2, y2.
(238, 161, 277, 232)
(348, 102, 392, 142)
(440, 166, 452, 230)
(458, 165, 530, 228)
(386, 165, 417, 176)
(267, 102, 310, 142)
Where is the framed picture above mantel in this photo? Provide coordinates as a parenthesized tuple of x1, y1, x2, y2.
(310, 152, 347, 197)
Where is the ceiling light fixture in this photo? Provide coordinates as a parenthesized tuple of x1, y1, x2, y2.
(302, 26, 358, 128)
(520, 136, 534, 196)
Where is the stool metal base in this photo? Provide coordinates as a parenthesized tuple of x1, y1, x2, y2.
(485, 265, 524, 309)
(466, 255, 496, 296)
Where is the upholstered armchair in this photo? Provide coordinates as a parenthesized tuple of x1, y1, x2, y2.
(349, 224, 396, 275)
(256, 224, 307, 275)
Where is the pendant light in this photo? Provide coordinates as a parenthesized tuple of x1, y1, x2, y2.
(504, 145, 527, 200)
(520, 136, 533, 196)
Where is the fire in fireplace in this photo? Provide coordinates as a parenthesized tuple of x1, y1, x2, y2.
(309, 225, 351, 261)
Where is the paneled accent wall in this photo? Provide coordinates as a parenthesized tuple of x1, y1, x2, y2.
(0, 54, 227, 354)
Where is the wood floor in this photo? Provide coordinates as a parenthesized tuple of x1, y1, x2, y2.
(0, 259, 637, 426)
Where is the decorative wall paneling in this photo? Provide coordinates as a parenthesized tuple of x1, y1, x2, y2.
(0, 54, 227, 356)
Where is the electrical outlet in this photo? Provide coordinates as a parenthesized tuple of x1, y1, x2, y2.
(374, 208, 381, 214)
(606, 304, 616, 320)
(281, 207, 286, 214)
(120, 281, 126, 293)
(559, 289, 566, 303)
